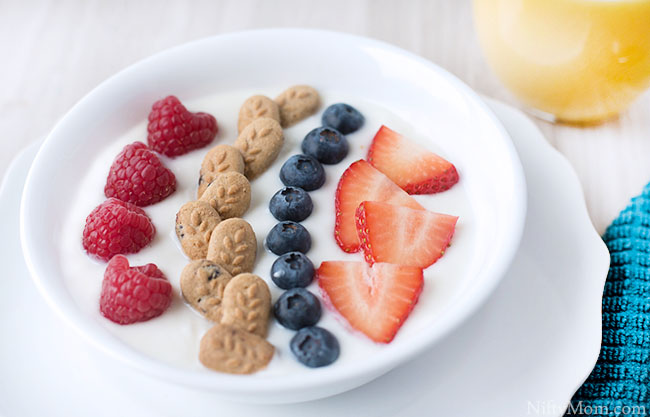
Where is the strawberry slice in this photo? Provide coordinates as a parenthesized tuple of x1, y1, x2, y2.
(367, 125, 459, 194)
(356, 201, 458, 268)
(335, 160, 423, 252)
(317, 261, 423, 343)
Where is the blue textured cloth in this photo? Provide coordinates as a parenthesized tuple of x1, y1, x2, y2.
(567, 184, 650, 416)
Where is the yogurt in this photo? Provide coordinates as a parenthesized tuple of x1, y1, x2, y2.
(59, 90, 477, 375)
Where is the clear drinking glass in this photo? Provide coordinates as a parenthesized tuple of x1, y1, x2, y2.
(473, 0, 650, 124)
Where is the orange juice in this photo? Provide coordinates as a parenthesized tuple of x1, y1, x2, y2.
(473, 0, 650, 123)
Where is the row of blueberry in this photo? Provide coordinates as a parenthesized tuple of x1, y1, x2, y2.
(264, 103, 365, 368)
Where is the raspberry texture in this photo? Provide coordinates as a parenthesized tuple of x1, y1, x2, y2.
(100, 255, 172, 324)
(104, 141, 176, 206)
(147, 95, 218, 157)
(82, 198, 156, 261)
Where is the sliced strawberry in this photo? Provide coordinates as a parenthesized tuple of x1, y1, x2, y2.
(317, 261, 423, 343)
(367, 125, 459, 194)
(356, 201, 458, 268)
(334, 160, 423, 252)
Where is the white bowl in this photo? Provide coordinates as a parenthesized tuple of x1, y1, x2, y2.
(20, 29, 526, 403)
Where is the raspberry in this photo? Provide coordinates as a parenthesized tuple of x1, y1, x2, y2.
(82, 198, 156, 261)
(100, 255, 172, 324)
(147, 96, 218, 157)
(104, 141, 176, 206)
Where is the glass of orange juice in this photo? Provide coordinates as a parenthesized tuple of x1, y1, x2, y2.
(473, 0, 650, 124)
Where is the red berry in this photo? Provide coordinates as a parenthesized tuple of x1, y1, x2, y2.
(147, 96, 218, 157)
(334, 160, 423, 253)
(367, 125, 459, 194)
(355, 201, 458, 268)
(104, 141, 176, 206)
(100, 255, 172, 325)
(82, 198, 156, 261)
(318, 261, 423, 343)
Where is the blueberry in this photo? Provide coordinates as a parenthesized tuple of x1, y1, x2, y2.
(301, 127, 349, 165)
(290, 326, 340, 368)
(271, 252, 315, 289)
(266, 221, 311, 255)
(279, 154, 325, 191)
(274, 288, 321, 330)
(269, 186, 313, 222)
(321, 103, 364, 134)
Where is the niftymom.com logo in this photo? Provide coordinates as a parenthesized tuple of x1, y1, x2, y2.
(527, 400, 647, 416)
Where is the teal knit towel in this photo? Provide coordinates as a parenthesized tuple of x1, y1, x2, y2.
(568, 184, 650, 416)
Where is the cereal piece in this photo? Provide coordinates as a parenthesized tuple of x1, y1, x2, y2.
(199, 324, 274, 374)
(207, 218, 257, 276)
(237, 95, 281, 134)
(220, 273, 271, 338)
(275, 85, 320, 128)
(198, 144, 245, 198)
(175, 201, 221, 260)
(199, 172, 251, 219)
(233, 117, 284, 180)
(180, 260, 232, 322)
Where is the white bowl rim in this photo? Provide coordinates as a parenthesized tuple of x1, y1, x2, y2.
(20, 28, 527, 395)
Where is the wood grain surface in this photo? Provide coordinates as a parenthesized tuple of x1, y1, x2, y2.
(2, 0, 648, 233)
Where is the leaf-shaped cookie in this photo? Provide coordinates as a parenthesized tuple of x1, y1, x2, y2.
(198, 144, 245, 198)
(175, 201, 221, 259)
(180, 260, 232, 322)
(237, 95, 280, 133)
(233, 117, 284, 180)
(275, 85, 320, 127)
(220, 273, 271, 338)
(207, 218, 257, 276)
(199, 324, 274, 374)
(199, 171, 251, 219)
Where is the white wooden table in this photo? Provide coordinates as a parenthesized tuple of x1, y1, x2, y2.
(2, 0, 648, 234)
